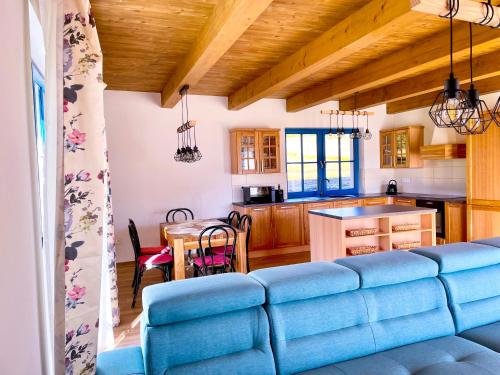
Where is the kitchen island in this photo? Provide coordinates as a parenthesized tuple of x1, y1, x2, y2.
(309, 205, 436, 261)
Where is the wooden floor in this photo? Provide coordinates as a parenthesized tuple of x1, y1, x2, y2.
(113, 249, 310, 348)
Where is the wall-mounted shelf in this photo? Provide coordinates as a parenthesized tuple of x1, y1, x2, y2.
(420, 144, 466, 160)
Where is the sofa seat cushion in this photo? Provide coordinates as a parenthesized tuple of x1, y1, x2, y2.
(297, 336, 500, 375)
(96, 346, 144, 375)
(460, 321, 500, 353)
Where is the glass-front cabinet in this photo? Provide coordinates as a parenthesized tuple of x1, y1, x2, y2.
(379, 126, 424, 169)
(380, 130, 394, 168)
(230, 129, 281, 174)
(394, 129, 409, 168)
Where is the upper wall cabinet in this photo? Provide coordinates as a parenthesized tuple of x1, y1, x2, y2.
(230, 128, 281, 174)
(379, 125, 424, 169)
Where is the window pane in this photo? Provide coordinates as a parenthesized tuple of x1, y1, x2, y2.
(325, 135, 339, 161)
(340, 136, 353, 161)
(302, 134, 317, 162)
(341, 162, 355, 189)
(287, 164, 302, 193)
(286, 134, 301, 163)
(325, 162, 340, 190)
(303, 163, 318, 192)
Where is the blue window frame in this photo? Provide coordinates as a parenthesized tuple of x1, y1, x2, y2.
(285, 128, 359, 198)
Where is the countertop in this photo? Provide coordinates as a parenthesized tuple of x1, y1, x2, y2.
(232, 192, 466, 207)
(309, 205, 437, 220)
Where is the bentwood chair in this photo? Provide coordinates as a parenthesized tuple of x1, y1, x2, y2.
(165, 208, 194, 223)
(211, 214, 252, 271)
(193, 224, 237, 277)
(128, 220, 173, 308)
(128, 219, 170, 287)
(226, 210, 240, 227)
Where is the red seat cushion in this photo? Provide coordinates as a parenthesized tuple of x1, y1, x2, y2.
(193, 254, 231, 267)
(210, 245, 234, 256)
(138, 253, 173, 267)
(140, 246, 170, 255)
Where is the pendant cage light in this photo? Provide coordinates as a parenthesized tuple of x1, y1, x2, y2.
(454, 22, 493, 135)
(429, 0, 474, 130)
(337, 112, 345, 137)
(494, 97, 500, 126)
(327, 113, 335, 137)
(363, 111, 372, 140)
(350, 111, 363, 139)
(174, 85, 202, 163)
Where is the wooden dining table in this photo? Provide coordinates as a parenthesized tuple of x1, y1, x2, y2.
(159, 219, 247, 280)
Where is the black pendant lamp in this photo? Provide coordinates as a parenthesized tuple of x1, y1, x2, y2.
(363, 111, 372, 140)
(494, 97, 500, 127)
(429, 0, 473, 129)
(337, 111, 345, 137)
(455, 23, 493, 135)
(327, 113, 335, 137)
(174, 85, 202, 163)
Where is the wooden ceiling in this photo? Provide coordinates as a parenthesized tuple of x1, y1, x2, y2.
(92, 0, 500, 112)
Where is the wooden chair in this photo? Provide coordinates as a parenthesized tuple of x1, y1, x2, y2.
(165, 208, 194, 223)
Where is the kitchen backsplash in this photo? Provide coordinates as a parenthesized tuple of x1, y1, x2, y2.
(362, 159, 466, 195)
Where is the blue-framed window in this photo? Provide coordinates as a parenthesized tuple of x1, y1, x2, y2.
(285, 128, 359, 198)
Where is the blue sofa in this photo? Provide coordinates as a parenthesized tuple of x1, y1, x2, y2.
(98, 238, 500, 375)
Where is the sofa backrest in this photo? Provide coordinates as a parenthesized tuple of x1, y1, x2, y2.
(140, 273, 276, 375)
(413, 239, 500, 333)
(337, 251, 455, 352)
(249, 262, 372, 375)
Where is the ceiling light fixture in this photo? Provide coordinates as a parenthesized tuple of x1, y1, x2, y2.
(174, 85, 202, 163)
(429, 0, 473, 129)
(455, 22, 493, 135)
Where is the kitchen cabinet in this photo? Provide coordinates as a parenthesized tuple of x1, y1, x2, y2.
(303, 201, 334, 244)
(246, 206, 274, 250)
(420, 144, 466, 160)
(230, 128, 281, 174)
(363, 197, 389, 206)
(467, 124, 500, 240)
(392, 197, 416, 206)
(273, 204, 303, 247)
(379, 126, 424, 168)
(334, 199, 362, 208)
(445, 202, 466, 243)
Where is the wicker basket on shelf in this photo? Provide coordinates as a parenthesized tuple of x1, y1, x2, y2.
(347, 245, 378, 256)
(393, 241, 421, 250)
(346, 228, 377, 237)
(392, 223, 420, 232)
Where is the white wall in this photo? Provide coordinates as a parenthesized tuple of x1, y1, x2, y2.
(0, 1, 43, 374)
(105, 90, 499, 262)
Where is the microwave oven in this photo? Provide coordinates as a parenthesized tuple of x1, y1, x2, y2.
(242, 186, 275, 204)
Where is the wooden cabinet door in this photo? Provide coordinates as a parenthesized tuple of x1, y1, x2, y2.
(303, 201, 333, 244)
(394, 129, 409, 168)
(247, 206, 274, 250)
(273, 204, 303, 247)
(238, 130, 259, 174)
(258, 130, 281, 173)
(445, 202, 466, 243)
(467, 205, 500, 241)
(392, 197, 416, 206)
(363, 197, 389, 206)
(380, 130, 394, 168)
(334, 199, 362, 208)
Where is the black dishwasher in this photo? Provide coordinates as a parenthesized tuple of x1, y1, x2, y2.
(416, 199, 445, 238)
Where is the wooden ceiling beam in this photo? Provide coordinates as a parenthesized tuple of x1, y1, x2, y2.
(339, 50, 500, 111)
(227, 0, 420, 110)
(160, 0, 273, 108)
(386, 75, 500, 114)
(411, 0, 500, 28)
(286, 24, 500, 112)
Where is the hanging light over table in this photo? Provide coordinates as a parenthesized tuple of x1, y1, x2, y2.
(429, 0, 473, 129)
(363, 111, 372, 140)
(493, 97, 500, 127)
(174, 85, 202, 163)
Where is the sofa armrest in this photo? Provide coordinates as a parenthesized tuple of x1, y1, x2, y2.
(96, 346, 145, 375)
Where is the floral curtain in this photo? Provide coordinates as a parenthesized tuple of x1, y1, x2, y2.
(63, 1, 119, 373)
